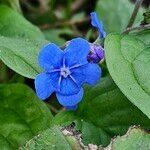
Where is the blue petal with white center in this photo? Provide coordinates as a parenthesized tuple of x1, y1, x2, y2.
(35, 37, 102, 109)
(90, 12, 106, 39)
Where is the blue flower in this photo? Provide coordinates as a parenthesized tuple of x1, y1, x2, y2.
(90, 12, 106, 39)
(35, 38, 101, 108)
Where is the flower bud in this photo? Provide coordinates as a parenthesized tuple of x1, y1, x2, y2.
(88, 43, 104, 63)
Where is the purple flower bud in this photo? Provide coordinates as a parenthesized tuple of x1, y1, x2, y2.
(88, 43, 104, 63)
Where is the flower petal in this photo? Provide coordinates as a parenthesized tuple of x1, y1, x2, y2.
(83, 63, 101, 85)
(90, 12, 106, 39)
(70, 68, 85, 86)
(39, 43, 63, 71)
(59, 77, 80, 95)
(71, 63, 101, 86)
(48, 72, 60, 90)
(56, 88, 84, 106)
(64, 38, 90, 66)
(35, 73, 54, 100)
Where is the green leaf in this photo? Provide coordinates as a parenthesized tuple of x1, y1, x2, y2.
(108, 127, 150, 150)
(0, 135, 12, 150)
(131, 29, 150, 45)
(0, 5, 46, 78)
(0, 36, 46, 78)
(43, 28, 73, 46)
(20, 126, 81, 150)
(0, 0, 21, 13)
(0, 5, 44, 40)
(96, 0, 144, 33)
(52, 76, 150, 147)
(105, 33, 150, 118)
(0, 83, 53, 149)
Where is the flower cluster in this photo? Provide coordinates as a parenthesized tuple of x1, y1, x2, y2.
(35, 12, 106, 110)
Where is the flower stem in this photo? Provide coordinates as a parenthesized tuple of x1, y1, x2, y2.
(126, 0, 144, 29)
(123, 24, 150, 34)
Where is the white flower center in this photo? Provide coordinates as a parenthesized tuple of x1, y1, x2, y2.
(60, 67, 71, 78)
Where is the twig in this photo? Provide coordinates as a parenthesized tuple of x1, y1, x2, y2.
(126, 0, 144, 29)
(39, 0, 49, 12)
(123, 24, 150, 34)
(71, 0, 86, 12)
(40, 17, 90, 29)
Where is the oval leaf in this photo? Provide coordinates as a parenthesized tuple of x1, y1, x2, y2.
(0, 37, 47, 78)
(105, 34, 150, 118)
(0, 5, 47, 78)
(0, 83, 53, 149)
(0, 5, 44, 40)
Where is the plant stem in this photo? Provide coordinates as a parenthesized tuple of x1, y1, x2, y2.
(126, 0, 144, 29)
(123, 24, 150, 34)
